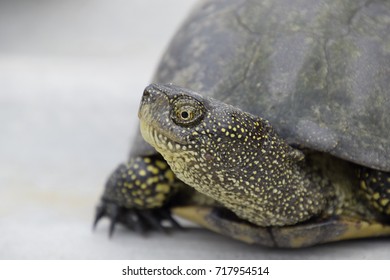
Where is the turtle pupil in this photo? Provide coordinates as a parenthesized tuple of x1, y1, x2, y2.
(181, 111, 189, 119)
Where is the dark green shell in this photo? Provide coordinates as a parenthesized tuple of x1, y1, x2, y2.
(131, 0, 390, 172)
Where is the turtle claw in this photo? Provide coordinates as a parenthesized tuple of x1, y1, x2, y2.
(93, 200, 181, 237)
(108, 206, 120, 238)
(138, 210, 167, 233)
(160, 209, 183, 230)
(93, 204, 106, 230)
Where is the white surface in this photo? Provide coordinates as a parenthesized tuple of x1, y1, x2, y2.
(1, 0, 390, 259)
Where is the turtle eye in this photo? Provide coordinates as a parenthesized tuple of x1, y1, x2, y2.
(172, 98, 204, 126)
(177, 106, 193, 121)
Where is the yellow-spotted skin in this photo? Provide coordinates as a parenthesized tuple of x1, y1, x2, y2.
(102, 155, 180, 209)
(359, 168, 390, 216)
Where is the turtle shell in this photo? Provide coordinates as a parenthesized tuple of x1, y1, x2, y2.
(131, 0, 390, 172)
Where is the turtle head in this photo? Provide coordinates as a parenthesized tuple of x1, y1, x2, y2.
(139, 83, 210, 148)
(139, 83, 267, 172)
(139, 83, 326, 227)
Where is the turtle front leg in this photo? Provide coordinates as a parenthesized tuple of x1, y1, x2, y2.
(94, 155, 182, 237)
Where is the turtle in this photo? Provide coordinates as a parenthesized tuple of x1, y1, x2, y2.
(94, 0, 390, 248)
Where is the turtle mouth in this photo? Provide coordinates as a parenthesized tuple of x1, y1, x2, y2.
(140, 119, 189, 153)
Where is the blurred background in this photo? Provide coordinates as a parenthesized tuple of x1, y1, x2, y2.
(0, 0, 389, 259)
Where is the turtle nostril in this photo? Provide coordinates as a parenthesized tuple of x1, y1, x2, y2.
(142, 85, 155, 104)
(143, 83, 162, 99)
(143, 87, 152, 98)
